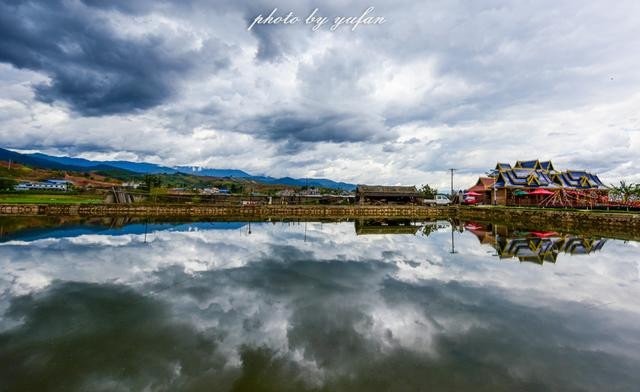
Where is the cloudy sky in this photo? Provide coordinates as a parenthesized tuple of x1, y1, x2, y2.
(1, 0, 639, 188)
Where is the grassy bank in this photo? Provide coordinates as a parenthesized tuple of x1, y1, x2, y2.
(0, 194, 103, 204)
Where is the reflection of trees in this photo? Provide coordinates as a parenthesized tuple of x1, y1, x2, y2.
(355, 219, 420, 235)
(464, 222, 607, 264)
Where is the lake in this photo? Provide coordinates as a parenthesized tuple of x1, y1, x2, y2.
(1, 217, 639, 391)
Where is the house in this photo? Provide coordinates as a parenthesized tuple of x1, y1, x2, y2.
(298, 188, 320, 196)
(14, 179, 71, 191)
(201, 187, 220, 194)
(467, 159, 608, 207)
(122, 181, 142, 189)
(355, 185, 419, 204)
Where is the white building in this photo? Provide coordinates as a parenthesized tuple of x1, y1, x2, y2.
(14, 180, 71, 191)
(122, 181, 142, 189)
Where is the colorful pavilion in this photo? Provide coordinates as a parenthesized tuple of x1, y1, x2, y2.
(467, 159, 608, 207)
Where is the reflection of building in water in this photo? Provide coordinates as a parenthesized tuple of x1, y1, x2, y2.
(354, 219, 448, 236)
(464, 222, 607, 264)
(355, 219, 421, 235)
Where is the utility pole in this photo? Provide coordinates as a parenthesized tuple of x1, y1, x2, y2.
(450, 223, 457, 254)
(448, 168, 456, 197)
(8, 159, 11, 171)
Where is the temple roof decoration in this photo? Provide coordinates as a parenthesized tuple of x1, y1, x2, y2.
(488, 160, 606, 190)
(495, 163, 512, 171)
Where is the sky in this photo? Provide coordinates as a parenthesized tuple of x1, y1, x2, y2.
(1, 0, 639, 189)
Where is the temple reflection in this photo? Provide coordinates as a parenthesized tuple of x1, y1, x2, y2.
(463, 222, 607, 264)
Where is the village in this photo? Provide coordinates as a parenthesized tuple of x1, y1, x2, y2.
(2, 157, 640, 210)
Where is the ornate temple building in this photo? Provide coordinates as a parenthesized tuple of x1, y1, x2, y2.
(466, 159, 609, 207)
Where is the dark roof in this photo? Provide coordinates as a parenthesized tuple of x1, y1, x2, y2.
(515, 160, 540, 169)
(356, 185, 418, 197)
(495, 168, 559, 188)
(552, 171, 606, 189)
(539, 161, 555, 171)
(487, 160, 606, 190)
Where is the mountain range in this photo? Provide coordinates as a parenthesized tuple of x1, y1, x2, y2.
(0, 148, 356, 190)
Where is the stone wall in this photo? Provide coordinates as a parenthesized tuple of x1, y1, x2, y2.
(0, 204, 448, 219)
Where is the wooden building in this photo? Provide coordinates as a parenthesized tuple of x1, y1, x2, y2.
(467, 159, 609, 207)
(355, 185, 419, 205)
(466, 177, 496, 204)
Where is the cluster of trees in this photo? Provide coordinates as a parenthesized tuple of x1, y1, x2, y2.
(140, 174, 246, 194)
(141, 174, 163, 191)
(418, 184, 438, 198)
(609, 180, 640, 203)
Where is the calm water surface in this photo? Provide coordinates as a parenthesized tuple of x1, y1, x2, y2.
(1, 217, 639, 391)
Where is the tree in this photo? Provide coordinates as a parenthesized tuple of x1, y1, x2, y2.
(0, 178, 17, 191)
(610, 180, 637, 203)
(418, 184, 438, 199)
(229, 183, 244, 194)
(142, 175, 163, 191)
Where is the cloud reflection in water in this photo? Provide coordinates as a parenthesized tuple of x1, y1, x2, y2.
(0, 219, 639, 391)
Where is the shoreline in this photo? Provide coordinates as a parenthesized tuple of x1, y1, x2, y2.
(2, 202, 639, 225)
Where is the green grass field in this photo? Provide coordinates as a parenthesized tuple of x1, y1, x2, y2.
(0, 194, 103, 204)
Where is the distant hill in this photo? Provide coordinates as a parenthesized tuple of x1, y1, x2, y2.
(2, 148, 356, 190)
(29, 153, 178, 174)
(1, 148, 132, 173)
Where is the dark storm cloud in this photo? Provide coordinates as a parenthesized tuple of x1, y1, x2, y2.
(79, 0, 156, 15)
(239, 1, 324, 61)
(249, 23, 297, 62)
(240, 110, 394, 149)
(0, 0, 228, 116)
